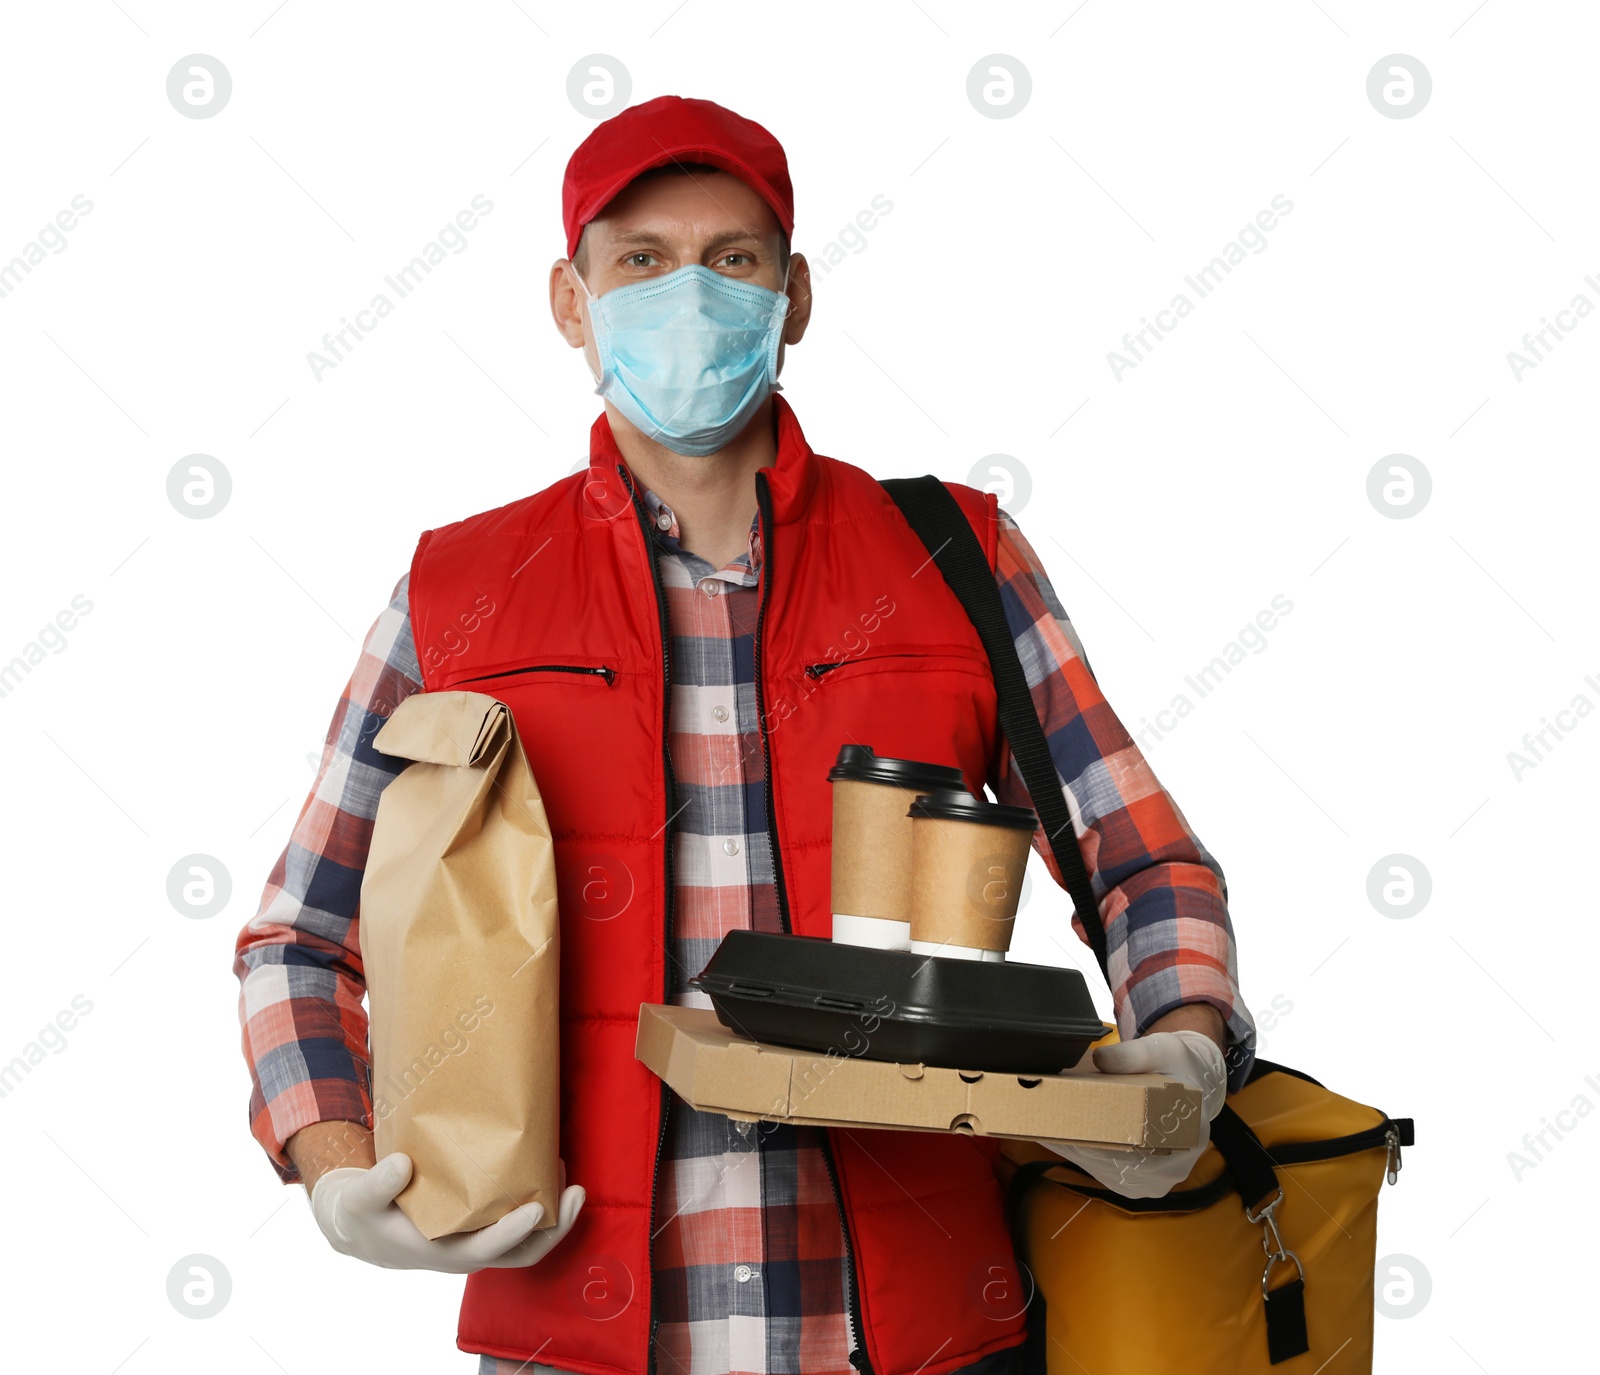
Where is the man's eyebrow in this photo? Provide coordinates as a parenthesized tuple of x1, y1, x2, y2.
(604, 227, 768, 252)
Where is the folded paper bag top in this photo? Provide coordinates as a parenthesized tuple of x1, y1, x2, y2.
(361, 689, 561, 1240)
(367, 687, 515, 768)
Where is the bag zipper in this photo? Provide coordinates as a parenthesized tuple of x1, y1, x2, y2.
(1267, 1120, 1401, 1169)
(456, 662, 617, 686)
(1030, 1114, 1406, 1213)
(620, 463, 677, 1375)
(755, 472, 873, 1374)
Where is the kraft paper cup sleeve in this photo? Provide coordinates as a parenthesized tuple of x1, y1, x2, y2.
(831, 778, 921, 922)
(909, 815, 1033, 952)
(362, 688, 561, 1240)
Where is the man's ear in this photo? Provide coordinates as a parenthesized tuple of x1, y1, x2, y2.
(549, 259, 588, 349)
(781, 252, 813, 347)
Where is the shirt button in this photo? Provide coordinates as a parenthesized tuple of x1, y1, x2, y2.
(712, 704, 729, 722)
(722, 838, 740, 856)
(656, 511, 673, 531)
(734, 1264, 754, 1283)
(702, 580, 720, 597)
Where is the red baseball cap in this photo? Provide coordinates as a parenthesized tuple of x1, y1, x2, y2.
(562, 94, 795, 260)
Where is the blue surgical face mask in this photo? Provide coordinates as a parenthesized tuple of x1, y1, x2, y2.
(573, 260, 793, 457)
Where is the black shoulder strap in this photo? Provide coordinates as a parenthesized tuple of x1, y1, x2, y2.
(886, 474, 1317, 1363)
(879, 479, 1300, 1232)
(880, 475, 1110, 981)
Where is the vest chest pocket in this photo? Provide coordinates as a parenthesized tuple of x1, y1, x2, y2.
(779, 649, 1000, 787)
(800, 649, 985, 681)
(437, 661, 630, 840)
(799, 648, 992, 684)
(453, 662, 618, 688)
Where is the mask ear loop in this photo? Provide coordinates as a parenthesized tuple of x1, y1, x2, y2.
(777, 254, 794, 313)
(570, 261, 605, 390)
(570, 260, 594, 302)
(771, 254, 795, 390)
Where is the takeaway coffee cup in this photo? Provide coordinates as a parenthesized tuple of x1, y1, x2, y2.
(827, 745, 967, 951)
(906, 788, 1038, 962)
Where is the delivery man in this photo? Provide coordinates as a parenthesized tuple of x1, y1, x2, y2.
(234, 95, 1257, 1375)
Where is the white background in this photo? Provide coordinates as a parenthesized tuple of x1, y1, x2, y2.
(0, 1, 1591, 1370)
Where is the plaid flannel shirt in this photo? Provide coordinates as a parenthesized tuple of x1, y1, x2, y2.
(234, 484, 1256, 1375)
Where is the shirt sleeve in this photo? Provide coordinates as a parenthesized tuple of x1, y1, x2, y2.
(232, 572, 425, 1183)
(988, 507, 1258, 1093)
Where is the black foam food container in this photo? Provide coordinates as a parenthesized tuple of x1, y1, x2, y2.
(688, 930, 1108, 1075)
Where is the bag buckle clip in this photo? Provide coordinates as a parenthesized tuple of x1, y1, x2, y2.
(1245, 1188, 1304, 1298)
(1244, 1187, 1286, 1256)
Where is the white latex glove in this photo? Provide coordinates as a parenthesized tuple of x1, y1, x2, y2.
(310, 1152, 586, 1272)
(1037, 1029, 1228, 1200)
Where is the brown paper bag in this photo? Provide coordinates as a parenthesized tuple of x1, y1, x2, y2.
(361, 689, 560, 1239)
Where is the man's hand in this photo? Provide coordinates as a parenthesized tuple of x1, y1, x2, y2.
(309, 1151, 586, 1273)
(1036, 1014, 1229, 1200)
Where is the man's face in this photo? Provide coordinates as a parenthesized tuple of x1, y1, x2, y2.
(551, 166, 810, 385)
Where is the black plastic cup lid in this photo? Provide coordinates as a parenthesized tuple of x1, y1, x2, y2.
(907, 786, 1038, 830)
(826, 743, 966, 793)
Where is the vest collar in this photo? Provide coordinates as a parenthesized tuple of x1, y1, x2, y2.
(583, 392, 820, 526)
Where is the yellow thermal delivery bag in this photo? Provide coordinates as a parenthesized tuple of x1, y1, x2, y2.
(998, 1023, 1412, 1375)
(880, 475, 1419, 1375)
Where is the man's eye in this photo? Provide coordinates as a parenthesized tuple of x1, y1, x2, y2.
(627, 253, 657, 268)
(718, 253, 750, 268)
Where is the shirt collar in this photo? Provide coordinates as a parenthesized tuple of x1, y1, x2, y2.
(639, 485, 763, 578)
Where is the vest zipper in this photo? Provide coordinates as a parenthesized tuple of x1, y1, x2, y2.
(455, 663, 617, 686)
(804, 660, 849, 679)
(753, 474, 794, 936)
(753, 472, 874, 1375)
(620, 462, 677, 1375)
(817, 1129, 870, 1371)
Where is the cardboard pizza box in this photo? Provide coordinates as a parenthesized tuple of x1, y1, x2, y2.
(635, 1003, 1202, 1151)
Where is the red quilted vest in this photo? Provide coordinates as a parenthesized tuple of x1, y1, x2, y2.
(406, 395, 1028, 1375)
